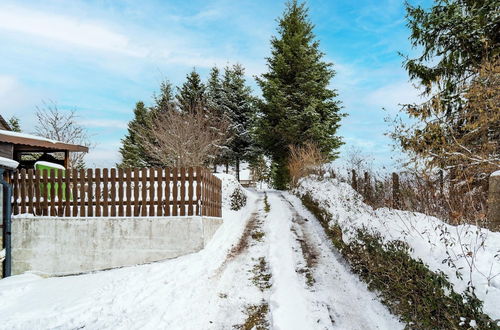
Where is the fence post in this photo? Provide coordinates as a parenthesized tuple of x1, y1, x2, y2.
(488, 172, 500, 231)
(351, 169, 357, 191)
(392, 172, 400, 209)
(364, 171, 371, 201)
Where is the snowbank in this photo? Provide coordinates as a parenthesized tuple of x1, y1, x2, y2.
(295, 176, 500, 320)
(0, 156, 18, 169)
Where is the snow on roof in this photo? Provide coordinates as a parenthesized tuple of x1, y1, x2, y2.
(0, 129, 60, 144)
(0, 129, 88, 152)
(492, 170, 500, 177)
(0, 156, 19, 169)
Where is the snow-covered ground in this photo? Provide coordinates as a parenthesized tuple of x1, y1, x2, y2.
(0, 174, 401, 329)
(295, 176, 500, 320)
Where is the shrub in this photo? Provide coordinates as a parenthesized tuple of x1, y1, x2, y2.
(300, 193, 499, 329)
(288, 142, 327, 187)
(230, 187, 247, 211)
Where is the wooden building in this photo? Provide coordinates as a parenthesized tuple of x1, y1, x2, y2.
(0, 115, 88, 169)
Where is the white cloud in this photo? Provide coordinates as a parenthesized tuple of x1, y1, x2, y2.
(364, 81, 423, 114)
(81, 119, 128, 130)
(0, 5, 146, 57)
(0, 75, 40, 120)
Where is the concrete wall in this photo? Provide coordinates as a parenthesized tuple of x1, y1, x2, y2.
(12, 216, 222, 276)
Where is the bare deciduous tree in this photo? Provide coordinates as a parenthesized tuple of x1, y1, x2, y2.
(35, 101, 92, 169)
(140, 106, 230, 168)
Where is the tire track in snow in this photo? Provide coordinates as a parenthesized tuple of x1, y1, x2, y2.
(281, 192, 403, 330)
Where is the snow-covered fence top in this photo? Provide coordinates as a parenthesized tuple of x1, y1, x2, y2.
(11, 167, 222, 218)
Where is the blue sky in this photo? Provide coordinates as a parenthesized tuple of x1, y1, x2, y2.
(0, 0, 430, 168)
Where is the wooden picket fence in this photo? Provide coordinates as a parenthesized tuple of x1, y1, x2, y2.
(11, 167, 222, 218)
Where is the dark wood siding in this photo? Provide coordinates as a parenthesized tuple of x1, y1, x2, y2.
(0, 142, 13, 159)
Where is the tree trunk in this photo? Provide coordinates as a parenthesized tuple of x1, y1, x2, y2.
(225, 162, 229, 174)
(236, 158, 240, 182)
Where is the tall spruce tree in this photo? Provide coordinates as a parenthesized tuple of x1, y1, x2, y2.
(176, 69, 206, 113)
(257, 0, 343, 189)
(152, 80, 175, 114)
(206, 66, 231, 171)
(118, 102, 151, 168)
(222, 64, 256, 181)
(206, 67, 224, 115)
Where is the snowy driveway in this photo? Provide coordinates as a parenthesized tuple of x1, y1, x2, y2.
(0, 189, 401, 329)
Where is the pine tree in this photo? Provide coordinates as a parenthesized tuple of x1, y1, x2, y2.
(206, 67, 224, 116)
(176, 69, 206, 113)
(118, 102, 152, 168)
(256, 0, 343, 189)
(206, 66, 231, 171)
(393, 0, 500, 178)
(8, 116, 21, 132)
(152, 80, 175, 115)
(222, 64, 257, 181)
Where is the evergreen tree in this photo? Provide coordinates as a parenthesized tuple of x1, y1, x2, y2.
(206, 66, 224, 115)
(152, 80, 175, 114)
(118, 102, 152, 168)
(176, 69, 206, 113)
(256, 0, 343, 189)
(8, 116, 21, 132)
(393, 0, 500, 177)
(206, 66, 231, 171)
(222, 64, 257, 181)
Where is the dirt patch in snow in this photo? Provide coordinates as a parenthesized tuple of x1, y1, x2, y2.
(234, 302, 270, 330)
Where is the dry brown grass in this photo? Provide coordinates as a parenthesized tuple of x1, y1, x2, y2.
(288, 142, 327, 187)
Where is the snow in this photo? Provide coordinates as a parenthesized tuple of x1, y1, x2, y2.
(267, 192, 402, 329)
(34, 161, 65, 170)
(0, 174, 402, 329)
(266, 193, 316, 329)
(0, 156, 19, 169)
(0, 175, 257, 329)
(491, 170, 500, 177)
(0, 129, 61, 144)
(295, 175, 500, 320)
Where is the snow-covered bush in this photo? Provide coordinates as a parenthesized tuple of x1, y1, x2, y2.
(230, 187, 247, 211)
(215, 173, 249, 211)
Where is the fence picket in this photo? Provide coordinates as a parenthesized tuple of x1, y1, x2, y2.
(133, 168, 139, 216)
(34, 170, 41, 216)
(79, 169, 85, 217)
(110, 168, 117, 217)
(87, 169, 94, 217)
(64, 169, 71, 217)
(95, 168, 101, 217)
(180, 167, 186, 216)
(27, 169, 34, 215)
(149, 168, 155, 216)
(118, 168, 124, 217)
(188, 167, 194, 216)
(102, 168, 109, 217)
(72, 169, 78, 217)
(57, 169, 63, 216)
(125, 168, 132, 217)
(164, 168, 171, 216)
(141, 168, 147, 216)
(49, 169, 56, 216)
(172, 168, 178, 216)
(157, 168, 163, 217)
(19, 169, 26, 214)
